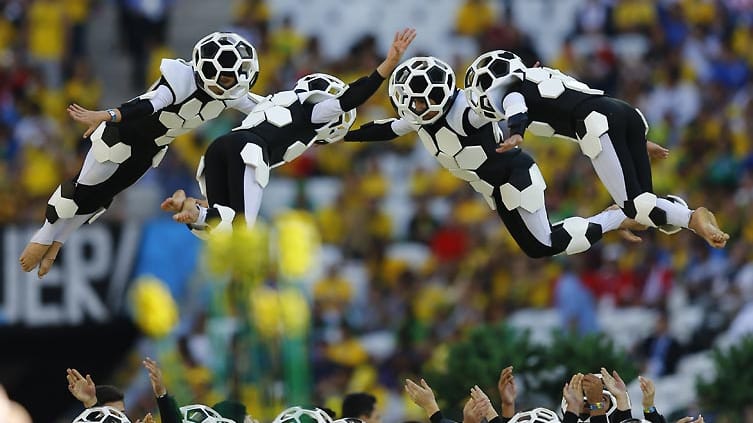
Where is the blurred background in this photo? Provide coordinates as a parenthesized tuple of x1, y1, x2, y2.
(1, 0, 753, 421)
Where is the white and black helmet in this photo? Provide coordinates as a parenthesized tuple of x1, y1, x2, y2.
(271, 406, 333, 423)
(464, 50, 526, 120)
(192, 32, 259, 100)
(73, 406, 131, 423)
(180, 404, 234, 423)
(294, 73, 356, 144)
(509, 408, 560, 423)
(388, 56, 455, 125)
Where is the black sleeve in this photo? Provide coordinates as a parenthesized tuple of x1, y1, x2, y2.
(500, 418, 511, 423)
(610, 409, 633, 423)
(590, 414, 608, 423)
(429, 410, 460, 423)
(344, 120, 399, 142)
(118, 98, 155, 121)
(506, 112, 529, 137)
(644, 410, 667, 423)
(338, 70, 386, 111)
(563, 411, 580, 423)
(156, 393, 182, 423)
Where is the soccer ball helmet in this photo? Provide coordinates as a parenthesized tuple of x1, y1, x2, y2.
(180, 404, 234, 423)
(271, 406, 333, 423)
(294, 73, 356, 144)
(73, 406, 130, 423)
(192, 32, 259, 100)
(388, 56, 456, 125)
(508, 408, 560, 423)
(464, 50, 526, 121)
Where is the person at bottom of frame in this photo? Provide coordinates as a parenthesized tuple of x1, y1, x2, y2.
(463, 49, 728, 249)
(161, 28, 417, 236)
(344, 56, 646, 258)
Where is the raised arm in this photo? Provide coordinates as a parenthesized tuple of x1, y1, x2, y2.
(143, 357, 182, 423)
(345, 117, 416, 142)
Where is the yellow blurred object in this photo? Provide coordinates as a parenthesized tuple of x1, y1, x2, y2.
(250, 286, 280, 339)
(205, 223, 269, 282)
(279, 288, 310, 336)
(27, 0, 66, 60)
(455, 0, 496, 37)
(433, 168, 464, 196)
(148, 45, 178, 89)
(129, 276, 179, 338)
(21, 148, 60, 197)
(276, 210, 320, 280)
(325, 337, 368, 367)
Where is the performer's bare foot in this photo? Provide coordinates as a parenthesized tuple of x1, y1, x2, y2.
(688, 207, 729, 248)
(37, 241, 62, 278)
(19, 242, 51, 272)
(161, 189, 186, 213)
(173, 196, 200, 224)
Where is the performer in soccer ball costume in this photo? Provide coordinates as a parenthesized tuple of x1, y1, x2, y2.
(345, 56, 646, 258)
(463, 50, 729, 248)
(20, 32, 262, 277)
(162, 28, 417, 234)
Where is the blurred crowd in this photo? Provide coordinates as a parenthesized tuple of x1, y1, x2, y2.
(3, 0, 753, 421)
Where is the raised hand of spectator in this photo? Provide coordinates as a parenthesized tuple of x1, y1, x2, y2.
(497, 366, 516, 418)
(143, 357, 167, 397)
(470, 385, 498, 421)
(676, 415, 703, 423)
(639, 376, 655, 409)
(66, 368, 97, 408)
(405, 378, 440, 417)
(562, 373, 584, 414)
(135, 413, 155, 423)
(463, 397, 483, 423)
(601, 368, 629, 410)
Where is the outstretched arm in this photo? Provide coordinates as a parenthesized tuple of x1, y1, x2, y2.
(143, 357, 182, 423)
(335, 28, 416, 112)
(345, 117, 416, 142)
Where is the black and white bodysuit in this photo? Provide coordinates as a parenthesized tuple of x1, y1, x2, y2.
(346, 89, 628, 258)
(491, 66, 692, 230)
(33, 58, 260, 246)
(192, 71, 386, 233)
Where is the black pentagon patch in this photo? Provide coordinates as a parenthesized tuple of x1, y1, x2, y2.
(622, 201, 637, 219)
(649, 206, 667, 226)
(408, 75, 429, 93)
(428, 86, 446, 103)
(426, 66, 446, 83)
(201, 61, 218, 79)
(551, 221, 572, 249)
(585, 222, 602, 243)
(478, 73, 493, 90)
(102, 125, 120, 146)
(217, 50, 238, 68)
(200, 41, 219, 59)
(45, 204, 60, 223)
(489, 59, 509, 77)
(60, 181, 76, 199)
(575, 119, 587, 138)
(501, 51, 516, 60)
(507, 165, 534, 191)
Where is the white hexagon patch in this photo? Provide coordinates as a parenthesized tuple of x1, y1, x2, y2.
(527, 121, 555, 138)
(283, 140, 308, 162)
(271, 91, 298, 107)
(151, 146, 168, 168)
(435, 152, 459, 169)
(49, 186, 78, 219)
(455, 145, 487, 170)
(178, 98, 203, 120)
(240, 111, 266, 129)
(108, 142, 132, 164)
(562, 217, 592, 255)
(633, 192, 658, 227)
(155, 135, 174, 147)
(584, 111, 609, 137)
(499, 183, 521, 211)
(524, 68, 549, 84)
(483, 195, 497, 210)
(200, 100, 224, 120)
(417, 129, 438, 156)
(538, 78, 565, 99)
(449, 168, 480, 182)
(265, 106, 293, 127)
(158, 111, 184, 129)
(579, 135, 602, 159)
(435, 127, 462, 156)
(470, 179, 494, 197)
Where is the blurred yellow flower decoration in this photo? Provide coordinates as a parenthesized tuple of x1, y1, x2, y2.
(129, 276, 178, 338)
(250, 286, 310, 338)
(276, 211, 320, 280)
(205, 222, 270, 283)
